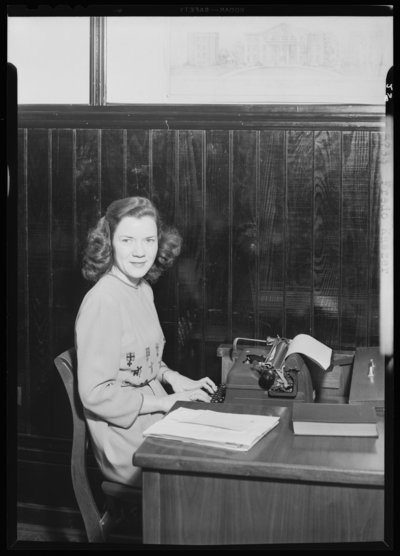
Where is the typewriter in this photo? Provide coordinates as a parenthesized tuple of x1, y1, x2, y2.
(212, 336, 315, 407)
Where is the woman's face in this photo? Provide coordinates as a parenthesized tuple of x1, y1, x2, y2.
(112, 215, 158, 284)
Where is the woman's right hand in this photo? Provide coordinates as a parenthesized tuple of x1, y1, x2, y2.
(161, 388, 211, 413)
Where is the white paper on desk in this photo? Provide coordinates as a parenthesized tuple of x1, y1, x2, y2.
(285, 334, 332, 371)
(168, 408, 257, 431)
(142, 408, 280, 451)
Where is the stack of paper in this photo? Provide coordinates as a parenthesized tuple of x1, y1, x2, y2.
(285, 334, 332, 371)
(143, 408, 280, 451)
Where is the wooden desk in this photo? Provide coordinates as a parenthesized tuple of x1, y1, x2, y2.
(133, 402, 384, 546)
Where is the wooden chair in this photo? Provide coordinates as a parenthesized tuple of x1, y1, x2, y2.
(54, 348, 142, 543)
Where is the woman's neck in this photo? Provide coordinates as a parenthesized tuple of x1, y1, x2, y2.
(109, 265, 141, 288)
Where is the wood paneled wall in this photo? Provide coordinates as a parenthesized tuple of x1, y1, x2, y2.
(17, 110, 382, 439)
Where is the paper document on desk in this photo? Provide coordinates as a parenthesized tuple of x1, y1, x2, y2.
(285, 334, 332, 371)
(142, 408, 280, 451)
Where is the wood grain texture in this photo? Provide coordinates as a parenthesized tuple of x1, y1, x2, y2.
(313, 131, 341, 349)
(134, 402, 384, 485)
(259, 130, 285, 339)
(151, 130, 176, 228)
(286, 131, 314, 339)
(341, 132, 370, 349)
(17, 111, 382, 441)
(100, 129, 124, 213)
(310, 351, 354, 401)
(51, 130, 76, 438)
(137, 403, 384, 544)
(142, 471, 161, 544)
(27, 129, 52, 436)
(369, 133, 383, 346)
(126, 129, 150, 197)
(75, 129, 101, 302)
(18, 129, 28, 434)
(204, 130, 230, 383)
(153, 472, 383, 545)
(231, 130, 258, 340)
(51, 130, 75, 313)
(75, 129, 101, 239)
(18, 104, 386, 131)
(151, 130, 178, 370)
(176, 131, 205, 378)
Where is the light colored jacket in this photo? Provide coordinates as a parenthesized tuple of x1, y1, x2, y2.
(75, 273, 168, 486)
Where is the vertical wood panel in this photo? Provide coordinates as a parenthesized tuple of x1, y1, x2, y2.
(52, 130, 76, 316)
(204, 130, 230, 383)
(51, 129, 75, 439)
(17, 118, 382, 441)
(259, 131, 286, 339)
(18, 129, 28, 434)
(101, 129, 124, 212)
(27, 129, 52, 436)
(151, 130, 177, 370)
(126, 130, 150, 197)
(75, 129, 101, 303)
(48, 131, 54, 409)
(231, 130, 258, 341)
(313, 131, 341, 349)
(341, 132, 369, 349)
(286, 131, 314, 339)
(369, 133, 382, 346)
(176, 130, 205, 378)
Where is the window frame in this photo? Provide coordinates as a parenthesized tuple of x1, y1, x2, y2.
(90, 17, 107, 106)
(15, 16, 387, 128)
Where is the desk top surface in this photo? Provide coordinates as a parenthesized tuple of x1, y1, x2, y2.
(134, 402, 384, 486)
(134, 402, 384, 485)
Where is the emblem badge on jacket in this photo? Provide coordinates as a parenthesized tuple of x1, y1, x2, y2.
(126, 352, 135, 367)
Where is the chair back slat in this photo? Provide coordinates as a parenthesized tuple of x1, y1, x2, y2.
(54, 348, 105, 542)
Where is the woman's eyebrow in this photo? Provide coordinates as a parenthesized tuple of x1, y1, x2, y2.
(119, 234, 157, 238)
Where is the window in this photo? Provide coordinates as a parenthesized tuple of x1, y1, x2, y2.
(8, 15, 393, 105)
(107, 17, 165, 104)
(8, 17, 90, 104)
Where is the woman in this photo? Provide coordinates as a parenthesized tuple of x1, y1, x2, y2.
(75, 197, 216, 487)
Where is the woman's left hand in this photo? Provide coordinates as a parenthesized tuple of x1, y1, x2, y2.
(166, 373, 217, 395)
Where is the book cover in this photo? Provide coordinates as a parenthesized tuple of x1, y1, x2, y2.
(292, 403, 378, 437)
(292, 403, 377, 424)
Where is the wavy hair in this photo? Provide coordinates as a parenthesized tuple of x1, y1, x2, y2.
(82, 197, 182, 283)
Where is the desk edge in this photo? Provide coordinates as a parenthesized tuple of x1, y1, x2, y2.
(133, 453, 384, 486)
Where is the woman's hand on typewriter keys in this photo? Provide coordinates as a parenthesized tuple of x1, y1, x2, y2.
(161, 389, 212, 412)
(164, 372, 217, 395)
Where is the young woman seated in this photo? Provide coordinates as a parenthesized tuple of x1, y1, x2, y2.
(75, 196, 216, 487)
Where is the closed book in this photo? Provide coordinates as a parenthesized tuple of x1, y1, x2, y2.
(292, 403, 378, 437)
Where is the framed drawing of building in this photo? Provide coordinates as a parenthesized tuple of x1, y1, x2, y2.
(166, 16, 393, 104)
